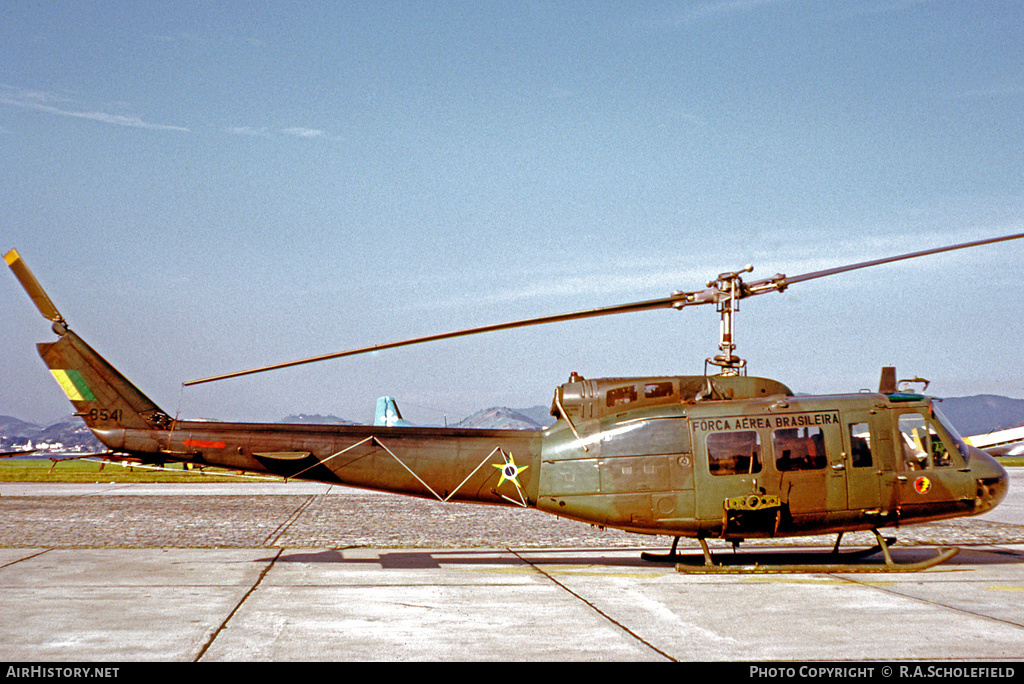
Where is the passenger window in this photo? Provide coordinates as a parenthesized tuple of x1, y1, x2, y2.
(772, 427, 827, 471)
(644, 382, 674, 399)
(707, 431, 762, 476)
(607, 385, 637, 407)
(849, 423, 873, 468)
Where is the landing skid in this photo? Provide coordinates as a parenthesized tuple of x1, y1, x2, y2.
(642, 531, 959, 574)
(640, 535, 685, 563)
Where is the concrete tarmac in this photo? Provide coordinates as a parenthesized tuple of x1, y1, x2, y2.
(0, 471, 1022, 662)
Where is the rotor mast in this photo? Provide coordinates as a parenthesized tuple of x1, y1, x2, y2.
(702, 266, 754, 375)
(700, 265, 797, 375)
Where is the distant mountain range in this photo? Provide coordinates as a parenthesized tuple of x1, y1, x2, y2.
(3, 395, 1022, 456)
(453, 406, 554, 430)
(0, 416, 106, 455)
(934, 395, 1024, 438)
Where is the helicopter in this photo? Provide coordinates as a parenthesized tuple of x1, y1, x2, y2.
(4, 233, 1018, 573)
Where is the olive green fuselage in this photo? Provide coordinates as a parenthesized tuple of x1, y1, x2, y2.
(84, 365, 1007, 542)
(531, 377, 1007, 540)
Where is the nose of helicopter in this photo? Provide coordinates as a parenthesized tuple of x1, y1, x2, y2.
(969, 446, 1009, 514)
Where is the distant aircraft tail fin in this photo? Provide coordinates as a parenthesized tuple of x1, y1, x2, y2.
(7, 249, 172, 439)
(374, 396, 411, 427)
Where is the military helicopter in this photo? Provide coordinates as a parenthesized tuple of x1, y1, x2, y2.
(5, 233, 1019, 573)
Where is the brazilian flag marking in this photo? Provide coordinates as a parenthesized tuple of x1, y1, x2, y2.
(50, 369, 97, 401)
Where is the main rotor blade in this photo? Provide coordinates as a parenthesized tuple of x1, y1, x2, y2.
(4, 249, 64, 323)
(185, 230, 1024, 386)
(184, 289, 714, 386)
(746, 231, 1024, 293)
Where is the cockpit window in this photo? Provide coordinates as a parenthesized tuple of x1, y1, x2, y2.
(897, 410, 964, 470)
(930, 402, 972, 463)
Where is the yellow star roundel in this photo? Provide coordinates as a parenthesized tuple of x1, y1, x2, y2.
(493, 453, 528, 488)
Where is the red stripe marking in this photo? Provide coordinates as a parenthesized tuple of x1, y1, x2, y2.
(184, 439, 226, 449)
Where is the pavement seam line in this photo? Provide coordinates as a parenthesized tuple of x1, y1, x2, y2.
(835, 562, 1024, 633)
(0, 548, 51, 569)
(263, 494, 317, 547)
(194, 547, 283, 662)
(509, 549, 677, 662)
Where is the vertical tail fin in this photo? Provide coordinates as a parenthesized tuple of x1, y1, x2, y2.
(37, 331, 171, 431)
(374, 396, 411, 427)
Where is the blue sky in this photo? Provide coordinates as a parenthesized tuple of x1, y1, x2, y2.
(2, 1, 1023, 425)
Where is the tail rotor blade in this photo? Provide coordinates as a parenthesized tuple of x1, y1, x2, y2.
(4, 249, 65, 324)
